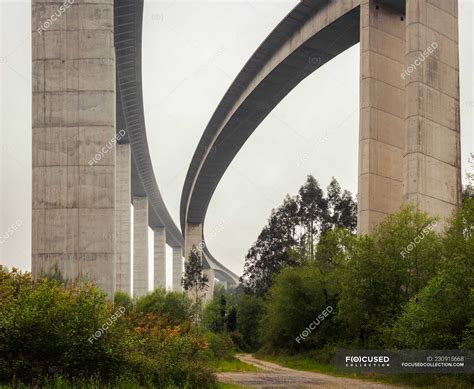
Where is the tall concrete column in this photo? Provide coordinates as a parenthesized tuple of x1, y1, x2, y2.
(154, 227, 166, 289)
(403, 0, 461, 226)
(133, 196, 148, 297)
(358, 0, 406, 234)
(172, 246, 183, 292)
(203, 268, 215, 302)
(116, 143, 131, 294)
(185, 223, 203, 261)
(185, 223, 213, 301)
(32, 0, 116, 295)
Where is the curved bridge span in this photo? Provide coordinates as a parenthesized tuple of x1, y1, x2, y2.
(114, 0, 239, 292)
(181, 0, 461, 297)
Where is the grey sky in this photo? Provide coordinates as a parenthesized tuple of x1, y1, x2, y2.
(0, 0, 473, 280)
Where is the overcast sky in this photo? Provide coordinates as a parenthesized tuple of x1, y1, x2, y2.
(0, 0, 473, 282)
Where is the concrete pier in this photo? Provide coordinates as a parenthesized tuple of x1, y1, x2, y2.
(358, 0, 406, 234)
(184, 223, 213, 301)
(403, 0, 461, 227)
(116, 143, 131, 294)
(32, 0, 116, 296)
(203, 268, 215, 302)
(133, 196, 148, 297)
(154, 227, 166, 289)
(172, 246, 183, 292)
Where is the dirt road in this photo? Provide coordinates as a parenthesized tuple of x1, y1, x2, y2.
(217, 354, 402, 388)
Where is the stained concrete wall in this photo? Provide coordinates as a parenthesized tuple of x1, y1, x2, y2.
(172, 246, 183, 292)
(403, 0, 461, 226)
(185, 223, 203, 262)
(31, 0, 116, 296)
(358, 0, 461, 234)
(133, 196, 148, 297)
(358, 0, 406, 234)
(154, 227, 166, 289)
(116, 143, 131, 294)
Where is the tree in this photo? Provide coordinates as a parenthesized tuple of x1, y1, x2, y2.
(297, 176, 330, 260)
(464, 153, 474, 199)
(181, 246, 209, 309)
(241, 176, 357, 295)
(236, 294, 265, 351)
(327, 178, 357, 231)
(337, 206, 441, 346)
(134, 288, 193, 325)
(260, 264, 339, 352)
(390, 198, 474, 349)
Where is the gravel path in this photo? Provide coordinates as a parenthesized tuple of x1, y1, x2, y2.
(217, 353, 403, 389)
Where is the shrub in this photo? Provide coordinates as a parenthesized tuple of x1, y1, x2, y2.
(0, 267, 130, 385)
(236, 294, 264, 351)
(134, 288, 194, 325)
(0, 267, 216, 388)
(260, 265, 338, 352)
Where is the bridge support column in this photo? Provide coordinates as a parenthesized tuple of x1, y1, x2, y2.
(32, 0, 116, 295)
(116, 143, 131, 294)
(172, 246, 183, 292)
(185, 223, 213, 301)
(154, 227, 166, 289)
(203, 268, 215, 302)
(358, 0, 406, 234)
(403, 0, 461, 227)
(133, 196, 148, 297)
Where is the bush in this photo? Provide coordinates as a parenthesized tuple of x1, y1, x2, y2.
(337, 206, 441, 347)
(0, 268, 130, 385)
(0, 267, 216, 388)
(236, 294, 264, 351)
(260, 265, 338, 352)
(134, 288, 194, 326)
(390, 199, 474, 349)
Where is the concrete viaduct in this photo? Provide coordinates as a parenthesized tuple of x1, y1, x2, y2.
(31, 0, 238, 297)
(181, 0, 461, 273)
(31, 0, 461, 299)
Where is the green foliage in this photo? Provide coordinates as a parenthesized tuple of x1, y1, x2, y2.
(134, 288, 193, 325)
(242, 176, 357, 295)
(202, 287, 238, 335)
(202, 299, 224, 333)
(236, 294, 264, 351)
(251, 201, 474, 354)
(0, 268, 131, 385)
(182, 246, 209, 305)
(336, 206, 441, 347)
(0, 267, 216, 388)
(114, 290, 133, 311)
(389, 199, 474, 349)
(261, 264, 337, 352)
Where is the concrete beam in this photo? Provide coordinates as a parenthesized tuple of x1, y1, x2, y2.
(116, 143, 131, 295)
(133, 196, 148, 297)
(403, 0, 461, 228)
(358, 0, 406, 234)
(154, 227, 166, 289)
(32, 0, 116, 296)
(172, 246, 183, 292)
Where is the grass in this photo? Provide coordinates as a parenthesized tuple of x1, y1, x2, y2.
(210, 356, 261, 372)
(254, 352, 474, 388)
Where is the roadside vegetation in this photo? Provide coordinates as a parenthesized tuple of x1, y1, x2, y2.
(0, 267, 251, 388)
(210, 175, 474, 388)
